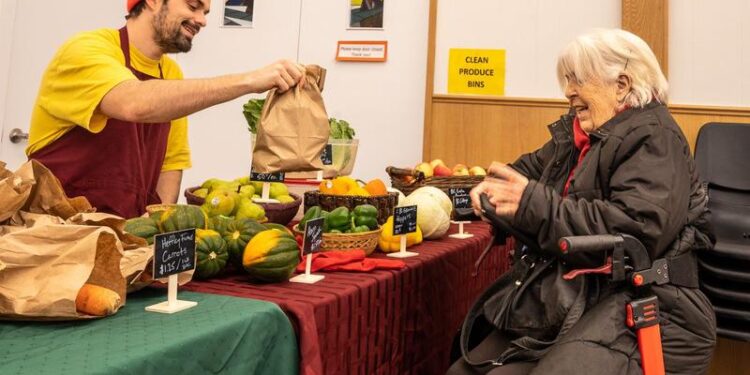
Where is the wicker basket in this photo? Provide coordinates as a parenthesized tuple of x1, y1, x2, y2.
(293, 225, 382, 256)
(184, 186, 301, 226)
(303, 191, 398, 225)
(386, 166, 484, 196)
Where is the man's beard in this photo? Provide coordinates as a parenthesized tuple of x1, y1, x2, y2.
(152, 7, 193, 54)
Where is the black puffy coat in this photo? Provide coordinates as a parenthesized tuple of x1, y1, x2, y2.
(508, 102, 716, 374)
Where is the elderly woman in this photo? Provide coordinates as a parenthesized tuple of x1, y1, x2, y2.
(451, 29, 716, 375)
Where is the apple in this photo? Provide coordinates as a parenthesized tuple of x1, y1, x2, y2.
(430, 159, 447, 169)
(434, 164, 453, 177)
(452, 164, 469, 176)
(469, 166, 487, 176)
(415, 162, 434, 178)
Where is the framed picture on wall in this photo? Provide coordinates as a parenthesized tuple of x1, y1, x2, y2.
(223, 0, 254, 28)
(349, 0, 385, 29)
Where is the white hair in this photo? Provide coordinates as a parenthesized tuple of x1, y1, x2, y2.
(556, 28, 668, 107)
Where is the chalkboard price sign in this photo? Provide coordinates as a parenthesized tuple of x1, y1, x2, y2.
(452, 195, 471, 209)
(303, 217, 324, 255)
(153, 229, 196, 279)
(448, 187, 471, 197)
(250, 171, 285, 182)
(393, 205, 418, 235)
(320, 144, 333, 165)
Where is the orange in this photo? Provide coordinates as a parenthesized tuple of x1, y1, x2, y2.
(363, 179, 387, 196)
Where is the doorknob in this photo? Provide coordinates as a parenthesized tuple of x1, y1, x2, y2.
(8, 128, 29, 144)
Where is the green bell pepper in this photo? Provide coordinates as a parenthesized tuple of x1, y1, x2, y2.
(299, 206, 322, 229)
(352, 204, 379, 230)
(352, 225, 371, 233)
(320, 210, 329, 232)
(326, 206, 351, 232)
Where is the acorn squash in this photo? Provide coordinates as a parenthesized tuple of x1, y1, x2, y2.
(124, 217, 159, 245)
(222, 218, 266, 267)
(195, 229, 228, 279)
(263, 222, 293, 236)
(209, 215, 233, 235)
(158, 204, 207, 233)
(243, 229, 300, 282)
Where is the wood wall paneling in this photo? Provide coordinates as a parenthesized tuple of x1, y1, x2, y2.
(622, 0, 669, 77)
(709, 338, 750, 375)
(430, 97, 750, 165)
(670, 104, 750, 149)
(422, 0, 438, 161)
(430, 96, 567, 166)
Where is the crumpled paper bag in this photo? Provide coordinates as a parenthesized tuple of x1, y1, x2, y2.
(0, 161, 156, 320)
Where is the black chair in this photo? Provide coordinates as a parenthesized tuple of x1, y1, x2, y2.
(694, 122, 750, 342)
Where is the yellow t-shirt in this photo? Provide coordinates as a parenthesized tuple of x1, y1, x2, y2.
(26, 28, 191, 172)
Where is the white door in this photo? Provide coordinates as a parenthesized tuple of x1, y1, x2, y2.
(0, 0, 123, 170)
(0, 0, 22, 169)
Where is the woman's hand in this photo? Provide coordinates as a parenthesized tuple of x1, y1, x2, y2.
(470, 162, 529, 220)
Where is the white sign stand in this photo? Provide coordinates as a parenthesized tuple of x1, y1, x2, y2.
(145, 274, 197, 314)
(387, 235, 419, 258)
(290, 254, 325, 284)
(253, 182, 279, 203)
(449, 221, 474, 239)
(307, 170, 324, 182)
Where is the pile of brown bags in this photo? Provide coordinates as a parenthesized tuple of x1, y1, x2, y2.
(0, 161, 156, 320)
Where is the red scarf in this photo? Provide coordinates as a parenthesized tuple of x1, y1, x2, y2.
(562, 116, 591, 196)
(563, 107, 629, 196)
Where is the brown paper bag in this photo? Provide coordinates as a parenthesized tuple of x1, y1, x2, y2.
(0, 161, 194, 319)
(0, 161, 139, 320)
(0, 162, 34, 223)
(0, 224, 125, 320)
(251, 64, 330, 173)
(0, 160, 93, 224)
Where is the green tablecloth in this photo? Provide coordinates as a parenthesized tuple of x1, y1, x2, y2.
(0, 289, 298, 375)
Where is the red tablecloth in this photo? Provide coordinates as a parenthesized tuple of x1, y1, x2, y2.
(183, 222, 510, 375)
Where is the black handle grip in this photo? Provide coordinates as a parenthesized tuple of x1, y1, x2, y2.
(558, 234, 623, 254)
(478, 193, 496, 218)
(479, 193, 540, 252)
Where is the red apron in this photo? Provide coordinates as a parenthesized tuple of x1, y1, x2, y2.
(29, 27, 171, 219)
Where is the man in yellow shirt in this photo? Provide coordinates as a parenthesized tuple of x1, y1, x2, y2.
(27, 0, 304, 218)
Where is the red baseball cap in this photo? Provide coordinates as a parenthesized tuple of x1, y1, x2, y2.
(127, 0, 143, 12)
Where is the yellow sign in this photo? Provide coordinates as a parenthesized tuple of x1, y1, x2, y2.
(448, 48, 505, 95)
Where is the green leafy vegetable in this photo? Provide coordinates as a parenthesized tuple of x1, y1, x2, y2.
(329, 118, 356, 140)
(242, 98, 265, 134)
(244, 99, 357, 141)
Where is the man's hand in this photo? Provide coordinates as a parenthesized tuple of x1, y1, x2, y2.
(470, 162, 529, 221)
(246, 60, 306, 93)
